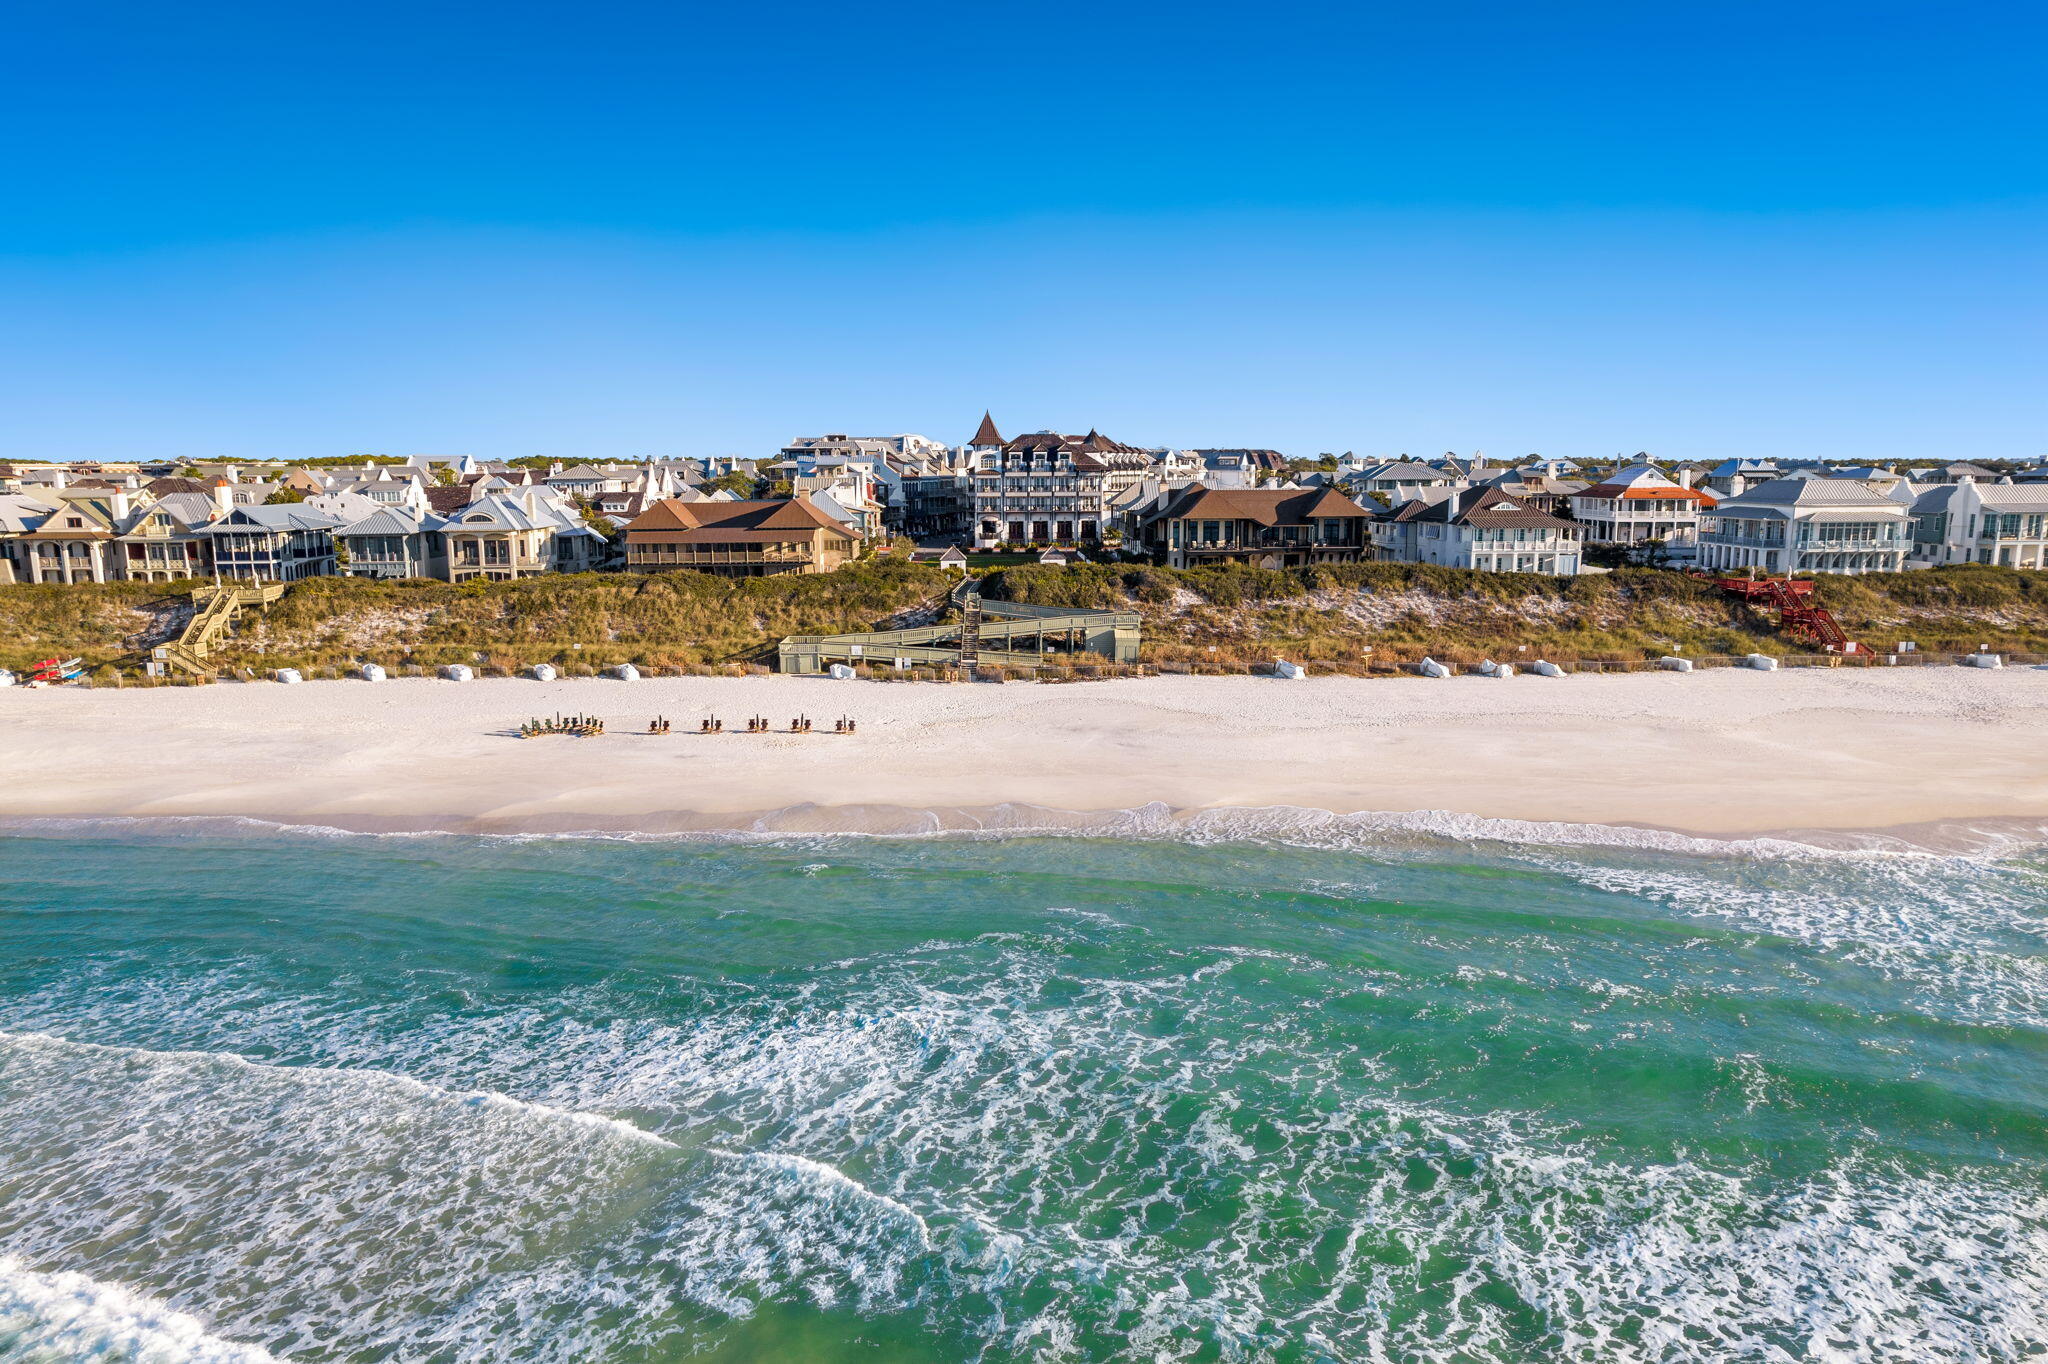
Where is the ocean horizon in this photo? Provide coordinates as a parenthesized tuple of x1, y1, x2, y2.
(2, 815, 2044, 1362)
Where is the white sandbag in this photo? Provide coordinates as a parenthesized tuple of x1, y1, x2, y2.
(1478, 659, 1513, 678)
(530, 664, 556, 682)
(0, 670, 14, 688)
(358, 663, 386, 682)
(1743, 654, 1778, 671)
(439, 664, 474, 682)
(1418, 657, 1452, 679)
(1658, 656, 1693, 672)
(1531, 660, 1564, 678)
(827, 664, 856, 679)
(275, 668, 302, 685)
(1273, 659, 1306, 679)
(609, 664, 640, 681)
(1961, 653, 2003, 669)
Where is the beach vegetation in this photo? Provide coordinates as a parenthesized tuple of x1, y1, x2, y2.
(4, 562, 2047, 678)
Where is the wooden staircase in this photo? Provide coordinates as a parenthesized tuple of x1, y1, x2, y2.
(150, 581, 288, 675)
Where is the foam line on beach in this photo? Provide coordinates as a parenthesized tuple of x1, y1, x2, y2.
(0, 1256, 285, 1363)
(5, 803, 2045, 860)
(0, 1029, 679, 1151)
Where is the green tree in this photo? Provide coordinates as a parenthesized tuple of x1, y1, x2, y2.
(263, 487, 308, 505)
(703, 470, 760, 498)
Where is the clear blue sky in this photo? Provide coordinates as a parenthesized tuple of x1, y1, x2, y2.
(2, 0, 2042, 462)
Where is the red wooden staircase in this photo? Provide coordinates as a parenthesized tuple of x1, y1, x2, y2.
(1700, 574, 1857, 651)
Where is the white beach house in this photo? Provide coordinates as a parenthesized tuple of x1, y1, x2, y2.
(1567, 464, 1716, 560)
(1696, 478, 1912, 575)
(1910, 479, 2048, 568)
(1372, 486, 1584, 575)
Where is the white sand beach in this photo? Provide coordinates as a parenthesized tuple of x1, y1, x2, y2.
(4, 667, 2046, 841)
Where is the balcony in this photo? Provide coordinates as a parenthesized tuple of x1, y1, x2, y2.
(1795, 537, 1905, 552)
(629, 547, 816, 567)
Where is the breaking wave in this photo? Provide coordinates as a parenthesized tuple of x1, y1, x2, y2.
(0, 1257, 282, 1363)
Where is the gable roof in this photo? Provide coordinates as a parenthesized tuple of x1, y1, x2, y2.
(1385, 485, 1578, 530)
(1576, 463, 1716, 504)
(335, 506, 440, 537)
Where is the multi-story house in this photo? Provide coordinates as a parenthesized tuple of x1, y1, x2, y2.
(544, 464, 627, 498)
(1373, 486, 1585, 576)
(1137, 485, 1374, 569)
(1346, 460, 1462, 504)
(0, 493, 61, 584)
(334, 505, 449, 579)
(1910, 479, 2048, 569)
(439, 489, 605, 582)
(7, 488, 133, 583)
(1567, 464, 1716, 560)
(967, 414, 1154, 548)
(202, 503, 345, 582)
(1474, 470, 1588, 517)
(116, 490, 227, 582)
(1696, 478, 1912, 575)
(900, 465, 973, 539)
(623, 495, 859, 577)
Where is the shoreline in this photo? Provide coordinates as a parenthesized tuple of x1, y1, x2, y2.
(5, 670, 2047, 846)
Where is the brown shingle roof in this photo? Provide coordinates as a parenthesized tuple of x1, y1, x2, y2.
(970, 411, 1004, 446)
(625, 495, 846, 538)
(1155, 484, 1371, 527)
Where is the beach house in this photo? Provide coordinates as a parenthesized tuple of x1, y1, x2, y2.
(1910, 479, 2048, 568)
(966, 414, 1156, 549)
(1372, 486, 1585, 575)
(439, 489, 605, 582)
(1567, 464, 1716, 560)
(1696, 478, 1912, 574)
(335, 505, 449, 579)
(623, 494, 859, 576)
(202, 503, 345, 581)
(116, 489, 228, 582)
(1136, 485, 1375, 569)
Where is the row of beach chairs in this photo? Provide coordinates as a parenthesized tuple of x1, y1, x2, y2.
(521, 713, 605, 737)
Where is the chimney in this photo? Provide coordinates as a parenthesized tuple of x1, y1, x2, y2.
(212, 480, 235, 515)
(111, 490, 132, 521)
(1678, 468, 1695, 489)
(51, 468, 69, 489)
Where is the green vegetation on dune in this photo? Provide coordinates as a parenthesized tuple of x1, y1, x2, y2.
(984, 562, 1776, 667)
(0, 564, 952, 675)
(1809, 565, 2048, 651)
(2, 562, 2045, 678)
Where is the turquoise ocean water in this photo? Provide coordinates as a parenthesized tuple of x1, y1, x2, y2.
(0, 816, 2044, 1362)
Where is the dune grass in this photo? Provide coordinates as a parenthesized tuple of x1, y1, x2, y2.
(4, 560, 2045, 679)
